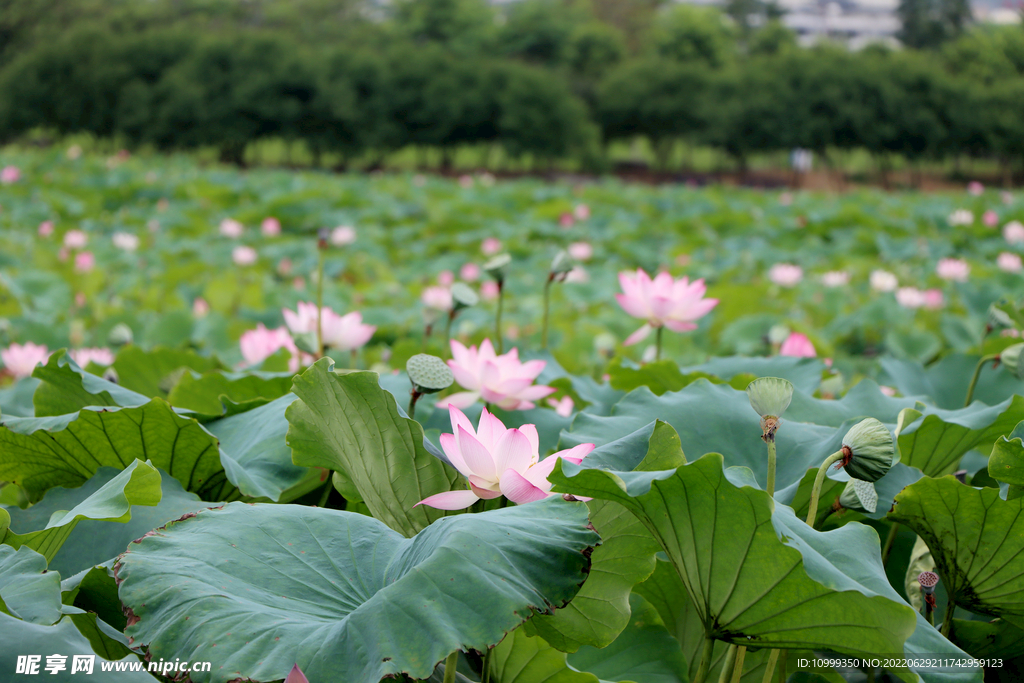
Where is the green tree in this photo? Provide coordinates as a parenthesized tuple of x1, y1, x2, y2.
(391, 0, 496, 54)
(897, 0, 972, 49)
(651, 4, 738, 67)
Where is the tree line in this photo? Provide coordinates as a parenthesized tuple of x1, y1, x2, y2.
(0, 0, 1023, 177)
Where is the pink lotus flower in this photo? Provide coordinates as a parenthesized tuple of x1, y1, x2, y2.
(438, 270, 455, 287)
(38, 221, 54, 238)
(278, 258, 293, 276)
(559, 213, 575, 228)
(481, 237, 502, 255)
(1, 166, 20, 184)
(923, 289, 944, 310)
(547, 396, 575, 417)
(422, 286, 453, 311)
(870, 270, 898, 292)
(574, 203, 590, 220)
(779, 332, 816, 357)
(415, 406, 594, 510)
(820, 271, 850, 288)
(441, 339, 555, 410)
(74, 251, 95, 273)
(232, 246, 257, 266)
(74, 292, 86, 308)
(283, 302, 376, 352)
(481, 281, 500, 300)
(331, 226, 357, 246)
(219, 218, 244, 238)
(1, 342, 49, 379)
(193, 297, 210, 317)
(63, 230, 87, 249)
(936, 258, 970, 282)
(768, 263, 803, 287)
(616, 268, 718, 346)
(896, 287, 925, 309)
(879, 386, 896, 397)
(1004, 221, 1024, 244)
(565, 266, 589, 284)
(998, 252, 1022, 273)
(284, 664, 309, 683)
(983, 210, 999, 227)
(240, 324, 301, 372)
(459, 175, 474, 188)
(261, 217, 281, 237)
(460, 263, 480, 282)
(282, 301, 322, 335)
(568, 242, 593, 261)
(70, 347, 114, 367)
(949, 209, 973, 226)
(968, 181, 984, 196)
(112, 232, 139, 252)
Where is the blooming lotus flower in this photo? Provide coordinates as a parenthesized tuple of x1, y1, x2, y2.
(968, 181, 984, 196)
(416, 406, 594, 509)
(282, 301, 322, 335)
(896, 287, 925, 309)
(998, 252, 1023, 273)
(936, 258, 969, 282)
(779, 332, 816, 357)
(559, 213, 574, 228)
(331, 226, 356, 246)
(438, 270, 455, 286)
(74, 251, 95, 273)
(768, 263, 803, 287)
(64, 230, 87, 249)
(112, 232, 139, 252)
(983, 210, 999, 227)
(441, 339, 555, 410)
(322, 311, 375, 351)
(261, 217, 281, 237)
(923, 288, 944, 310)
(820, 271, 850, 288)
(240, 324, 301, 372)
(547, 396, 575, 417)
(460, 263, 480, 282)
(232, 245, 257, 266)
(193, 297, 210, 317)
(568, 242, 593, 261)
(1, 166, 20, 184)
(870, 270, 898, 292)
(38, 221, 54, 238)
(2, 342, 49, 379)
(481, 237, 502, 255)
(480, 280, 500, 300)
(1004, 221, 1024, 244)
(574, 203, 590, 220)
(616, 268, 718, 346)
(948, 209, 974, 226)
(70, 347, 114, 367)
(422, 286, 453, 311)
(219, 218, 244, 238)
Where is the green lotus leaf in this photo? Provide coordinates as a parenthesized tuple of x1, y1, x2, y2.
(889, 475, 1024, 628)
(0, 545, 63, 625)
(0, 377, 40, 417)
(988, 421, 1024, 492)
(487, 628, 597, 683)
(32, 352, 149, 417)
(116, 498, 598, 683)
(109, 346, 224, 398)
(167, 368, 294, 419)
(607, 358, 754, 396)
(681, 355, 826, 394)
(881, 355, 1023, 410)
(287, 360, 462, 537)
(950, 618, 1024, 660)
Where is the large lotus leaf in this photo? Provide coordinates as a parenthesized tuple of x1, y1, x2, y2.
(1, 460, 161, 565)
(115, 498, 598, 683)
(881, 355, 1024, 410)
(167, 369, 294, 418)
(110, 346, 224, 398)
(780, 462, 924, 528)
(950, 618, 1024, 660)
(0, 545, 62, 624)
(0, 376, 39, 417)
(487, 628, 597, 683)
(785, 380, 918, 427)
(525, 422, 680, 652)
(0, 612, 155, 681)
(559, 382, 848, 492)
(681, 355, 826, 394)
(0, 399, 230, 501)
(549, 453, 918, 657)
(32, 352, 149, 417)
(896, 397, 1024, 476)
(607, 358, 753, 396)
(287, 360, 462, 537)
(63, 565, 126, 632)
(889, 475, 1024, 627)
(989, 421, 1024, 487)
(5, 466, 219, 576)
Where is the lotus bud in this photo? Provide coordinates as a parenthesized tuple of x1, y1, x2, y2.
(406, 354, 454, 395)
(549, 250, 574, 282)
(746, 377, 794, 442)
(108, 323, 134, 347)
(102, 367, 120, 384)
(450, 282, 478, 313)
(1000, 342, 1024, 379)
(768, 324, 791, 346)
(483, 253, 512, 285)
(284, 664, 310, 683)
(837, 478, 878, 514)
(840, 418, 896, 482)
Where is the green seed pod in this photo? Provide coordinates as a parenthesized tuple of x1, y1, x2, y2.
(406, 354, 454, 394)
(1001, 343, 1024, 380)
(450, 282, 479, 312)
(484, 254, 512, 283)
(988, 301, 1016, 331)
(108, 323, 134, 347)
(841, 418, 896, 482)
(746, 377, 794, 419)
(838, 478, 878, 514)
(550, 251, 574, 279)
(768, 324, 791, 345)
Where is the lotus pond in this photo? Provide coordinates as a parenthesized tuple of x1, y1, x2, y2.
(2, 149, 1024, 683)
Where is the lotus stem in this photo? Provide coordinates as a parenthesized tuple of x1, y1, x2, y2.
(964, 354, 999, 407)
(655, 325, 664, 362)
(444, 310, 455, 355)
(760, 649, 780, 683)
(495, 281, 505, 354)
(941, 598, 956, 638)
(316, 479, 332, 508)
(442, 651, 458, 683)
(881, 522, 899, 566)
(316, 243, 326, 360)
(924, 597, 935, 626)
(717, 644, 738, 683)
(692, 635, 716, 683)
(766, 439, 777, 498)
(730, 646, 746, 683)
(778, 651, 787, 683)
(806, 450, 845, 526)
(351, 348, 358, 370)
(408, 390, 421, 421)
(542, 275, 553, 350)
(423, 323, 432, 351)
(481, 648, 492, 683)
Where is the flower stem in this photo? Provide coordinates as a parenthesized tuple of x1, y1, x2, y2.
(717, 644, 738, 683)
(881, 522, 900, 566)
(655, 325, 664, 361)
(964, 354, 999, 407)
(941, 598, 957, 638)
(760, 649, 780, 683)
(316, 244, 326, 359)
(442, 651, 458, 683)
(495, 281, 505, 354)
(692, 635, 716, 683)
(444, 311, 455, 355)
(316, 478, 332, 508)
(730, 646, 746, 683)
(924, 598, 935, 627)
(766, 438, 777, 498)
(481, 648, 492, 683)
(542, 276, 553, 350)
(408, 390, 421, 421)
(806, 450, 845, 526)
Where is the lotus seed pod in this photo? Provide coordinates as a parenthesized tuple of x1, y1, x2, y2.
(917, 571, 939, 595)
(1001, 343, 1024, 380)
(406, 354, 454, 394)
(838, 478, 878, 514)
(841, 418, 896, 482)
(746, 377, 794, 419)
(483, 253, 512, 283)
(988, 302, 1015, 331)
(108, 322, 134, 347)
(450, 282, 479, 312)
(550, 251, 574, 277)
(768, 324, 791, 345)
